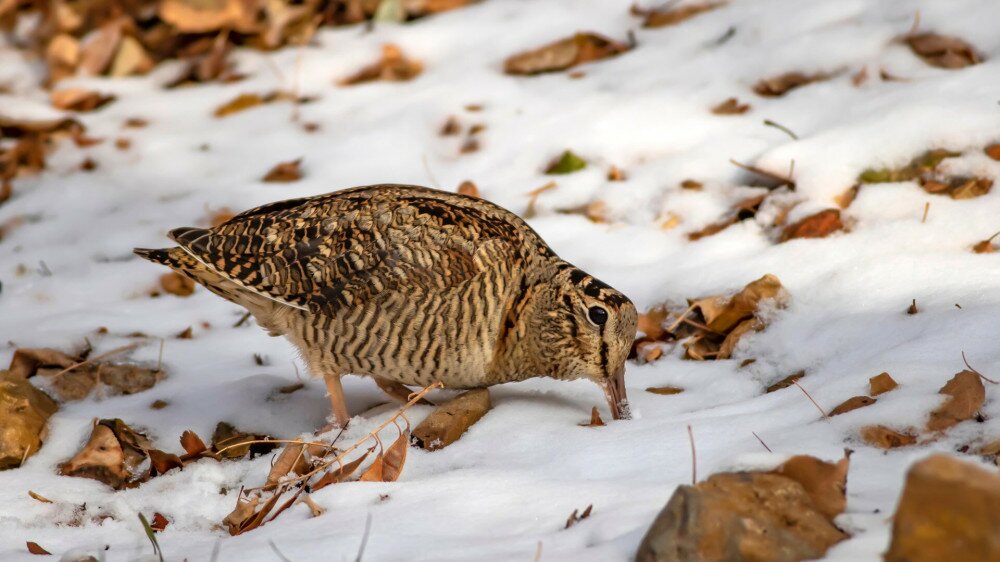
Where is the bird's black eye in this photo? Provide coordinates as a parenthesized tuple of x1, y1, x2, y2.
(587, 306, 608, 326)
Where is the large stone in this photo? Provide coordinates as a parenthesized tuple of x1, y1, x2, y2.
(636, 472, 846, 562)
(885, 454, 1000, 562)
(0, 371, 58, 469)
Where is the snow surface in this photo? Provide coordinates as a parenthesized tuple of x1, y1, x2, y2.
(2, 0, 1000, 560)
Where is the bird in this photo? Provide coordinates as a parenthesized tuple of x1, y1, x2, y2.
(135, 184, 638, 426)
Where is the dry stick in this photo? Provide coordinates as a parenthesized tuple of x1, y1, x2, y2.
(921, 201, 930, 223)
(51, 342, 141, 378)
(665, 303, 697, 334)
(355, 513, 373, 562)
(156, 338, 165, 372)
(729, 159, 794, 186)
(687, 424, 697, 485)
(752, 431, 772, 453)
(763, 119, 799, 140)
(792, 380, 828, 417)
(233, 311, 252, 328)
(961, 351, 1000, 384)
(533, 541, 543, 562)
(269, 540, 292, 562)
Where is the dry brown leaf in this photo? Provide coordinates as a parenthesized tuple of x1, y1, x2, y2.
(607, 165, 627, 181)
(634, 341, 664, 364)
(110, 35, 154, 77)
(687, 194, 765, 241)
(711, 97, 750, 115)
(829, 396, 876, 417)
(636, 1, 726, 28)
(8, 348, 79, 379)
(26, 541, 51, 555)
(717, 317, 762, 359)
(985, 144, 1000, 161)
(835, 185, 859, 209)
(413, 388, 491, 450)
(860, 425, 916, 449)
(0, 372, 58, 469)
(767, 371, 805, 393)
(339, 44, 422, 86)
(148, 449, 184, 476)
(946, 177, 992, 200)
(27, 491, 53, 504)
(78, 21, 122, 76)
(780, 209, 843, 242)
(180, 430, 208, 457)
(869, 372, 898, 396)
(906, 33, 982, 69)
(61, 419, 151, 488)
(504, 32, 629, 76)
(753, 71, 829, 97)
(265, 441, 327, 489)
(360, 429, 409, 482)
(311, 448, 373, 491)
(51, 89, 115, 112)
(262, 158, 302, 183)
(440, 116, 460, 136)
(457, 180, 480, 198)
(160, 272, 195, 297)
(698, 274, 783, 334)
(222, 495, 261, 535)
(646, 386, 683, 395)
(214, 93, 265, 118)
(885, 454, 1000, 562)
(926, 371, 985, 432)
(579, 406, 606, 427)
(159, 0, 258, 34)
(150, 512, 169, 532)
(771, 451, 851, 519)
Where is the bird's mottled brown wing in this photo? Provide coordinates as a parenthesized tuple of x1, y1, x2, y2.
(169, 186, 523, 314)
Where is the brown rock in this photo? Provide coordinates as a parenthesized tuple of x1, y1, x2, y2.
(885, 454, 1000, 562)
(413, 389, 491, 451)
(636, 472, 847, 562)
(0, 372, 58, 469)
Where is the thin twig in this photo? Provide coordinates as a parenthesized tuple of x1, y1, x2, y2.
(961, 351, 1000, 384)
(269, 540, 292, 562)
(233, 311, 252, 328)
(533, 541, 543, 562)
(729, 159, 794, 187)
(792, 380, 828, 417)
(752, 431, 772, 452)
(763, 119, 798, 140)
(687, 424, 697, 485)
(665, 303, 697, 333)
(210, 539, 221, 562)
(51, 343, 141, 378)
(355, 513, 373, 562)
(422, 154, 440, 189)
(156, 338, 164, 372)
(921, 201, 930, 223)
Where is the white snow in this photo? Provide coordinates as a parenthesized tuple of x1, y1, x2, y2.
(2, 0, 999, 560)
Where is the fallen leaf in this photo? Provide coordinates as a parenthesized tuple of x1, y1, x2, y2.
(262, 158, 302, 183)
(311, 447, 373, 491)
(413, 389, 491, 450)
(457, 180, 480, 198)
(51, 89, 116, 112)
(869, 372, 898, 396)
(711, 97, 750, 115)
(636, 1, 726, 28)
(78, 21, 122, 75)
(985, 144, 1000, 161)
(440, 116, 460, 135)
(681, 179, 703, 190)
(834, 185, 859, 209)
(885, 454, 1000, 562)
(61, 419, 151, 488)
(565, 504, 593, 528)
(698, 274, 783, 334)
(829, 396, 876, 417)
(607, 165, 626, 181)
(504, 32, 629, 76)
(0, 372, 58, 469)
(222, 495, 261, 535)
(148, 449, 184, 476)
(175, 326, 193, 339)
(646, 386, 683, 395)
(179, 430, 208, 457)
(945, 177, 992, 200)
(687, 194, 765, 241)
(109, 35, 154, 77)
(150, 512, 169, 532)
(158, 0, 258, 34)
(545, 150, 587, 174)
(213, 93, 265, 118)
(360, 429, 409, 482)
(339, 44, 422, 86)
(905, 33, 982, 69)
(780, 209, 843, 242)
(459, 137, 479, 154)
(27, 491, 53, 504)
(907, 299, 919, 315)
(8, 348, 79, 379)
(858, 149, 960, 184)
(771, 450, 851, 519)
(926, 371, 985, 432)
(265, 441, 327, 489)
(160, 272, 195, 297)
(26, 541, 51, 555)
(717, 317, 762, 359)
(860, 425, 917, 449)
(211, 422, 275, 459)
(579, 406, 606, 427)
(753, 71, 830, 97)
(767, 371, 805, 393)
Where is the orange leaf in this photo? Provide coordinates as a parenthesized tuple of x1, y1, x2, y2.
(860, 425, 916, 449)
(339, 44, 422, 86)
(828, 396, 876, 417)
(26, 541, 50, 555)
(780, 209, 843, 242)
(262, 159, 302, 183)
(151, 512, 169, 532)
(180, 430, 208, 457)
(311, 448, 373, 491)
(926, 371, 985, 432)
(578, 406, 606, 427)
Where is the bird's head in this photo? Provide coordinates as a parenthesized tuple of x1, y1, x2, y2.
(528, 263, 638, 420)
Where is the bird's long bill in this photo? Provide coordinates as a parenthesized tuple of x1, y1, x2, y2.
(601, 367, 630, 420)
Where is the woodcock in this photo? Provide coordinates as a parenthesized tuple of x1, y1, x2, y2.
(135, 185, 638, 425)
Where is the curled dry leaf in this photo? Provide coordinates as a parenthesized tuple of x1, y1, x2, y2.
(504, 32, 629, 76)
(860, 425, 916, 449)
(8, 347, 80, 379)
(828, 396, 876, 417)
(0, 371, 58, 470)
(753, 71, 830, 97)
(635, 1, 727, 28)
(339, 44, 422, 86)
(780, 209, 843, 242)
(50, 89, 115, 112)
(579, 406, 606, 427)
(160, 272, 195, 296)
(61, 419, 151, 489)
(262, 159, 303, 183)
(770, 450, 851, 519)
(413, 388, 491, 451)
(905, 33, 982, 69)
(311, 447, 373, 491)
(180, 430, 208, 457)
(359, 429, 409, 482)
(148, 449, 184, 476)
(869, 372, 898, 396)
(265, 441, 328, 490)
(565, 504, 593, 529)
(711, 97, 750, 115)
(926, 371, 985, 432)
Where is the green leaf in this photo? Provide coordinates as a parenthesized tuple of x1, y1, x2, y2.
(546, 150, 588, 175)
